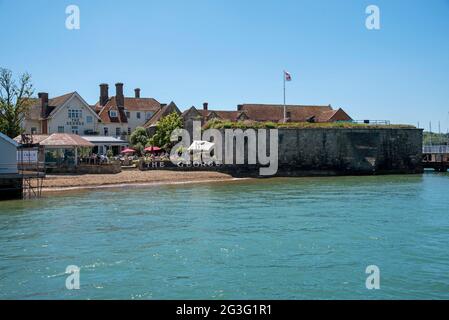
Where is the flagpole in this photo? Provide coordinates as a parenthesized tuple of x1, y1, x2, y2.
(283, 71, 286, 122)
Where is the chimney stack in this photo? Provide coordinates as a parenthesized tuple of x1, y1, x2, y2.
(115, 83, 124, 107)
(134, 88, 141, 98)
(203, 102, 208, 111)
(38, 92, 49, 117)
(99, 83, 109, 106)
(38, 92, 49, 134)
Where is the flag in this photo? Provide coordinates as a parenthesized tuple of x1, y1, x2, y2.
(284, 71, 292, 81)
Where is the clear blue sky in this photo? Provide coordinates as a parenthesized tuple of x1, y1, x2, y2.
(1, 0, 448, 130)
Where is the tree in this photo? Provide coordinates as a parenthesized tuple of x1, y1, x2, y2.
(129, 127, 150, 155)
(149, 112, 183, 149)
(0, 68, 34, 138)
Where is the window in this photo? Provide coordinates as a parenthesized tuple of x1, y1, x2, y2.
(136, 112, 141, 119)
(71, 126, 79, 135)
(31, 127, 37, 134)
(146, 112, 153, 120)
(110, 110, 117, 118)
(128, 127, 131, 135)
(68, 109, 82, 119)
(104, 127, 109, 136)
(116, 128, 121, 137)
(86, 116, 93, 123)
(58, 126, 65, 133)
(126, 111, 130, 119)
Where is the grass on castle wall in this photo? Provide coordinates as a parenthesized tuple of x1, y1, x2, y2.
(203, 119, 416, 130)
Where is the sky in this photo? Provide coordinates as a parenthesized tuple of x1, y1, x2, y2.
(1, 0, 448, 131)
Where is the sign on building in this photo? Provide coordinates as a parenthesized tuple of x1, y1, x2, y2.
(17, 150, 38, 163)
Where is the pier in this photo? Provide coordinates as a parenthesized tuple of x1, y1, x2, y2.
(422, 145, 449, 172)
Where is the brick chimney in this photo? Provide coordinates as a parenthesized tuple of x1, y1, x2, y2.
(115, 83, 124, 107)
(134, 88, 141, 98)
(203, 102, 208, 111)
(38, 92, 49, 117)
(99, 83, 109, 106)
(38, 92, 49, 134)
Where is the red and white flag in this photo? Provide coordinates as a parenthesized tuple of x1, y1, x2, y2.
(284, 71, 292, 81)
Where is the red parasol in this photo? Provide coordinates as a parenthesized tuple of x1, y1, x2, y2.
(121, 148, 136, 154)
(144, 146, 162, 153)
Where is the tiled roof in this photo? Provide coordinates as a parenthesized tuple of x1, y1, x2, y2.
(14, 134, 50, 144)
(182, 107, 248, 122)
(206, 110, 248, 121)
(94, 96, 161, 124)
(14, 133, 93, 147)
(25, 92, 75, 120)
(237, 104, 351, 122)
(95, 99, 128, 124)
(39, 133, 94, 147)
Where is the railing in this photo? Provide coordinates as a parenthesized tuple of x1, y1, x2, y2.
(350, 120, 391, 125)
(423, 145, 449, 154)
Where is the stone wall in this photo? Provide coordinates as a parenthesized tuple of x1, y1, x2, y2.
(212, 127, 422, 177)
(142, 128, 423, 177)
(275, 128, 423, 176)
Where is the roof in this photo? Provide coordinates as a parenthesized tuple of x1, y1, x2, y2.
(95, 99, 128, 124)
(182, 106, 248, 122)
(39, 134, 94, 148)
(25, 92, 75, 120)
(144, 102, 181, 128)
(81, 136, 128, 144)
(237, 104, 351, 122)
(203, 110, 248, 121)
(94, 96, 161, 124)
(0, 132, 19, 147)
(14, 134, 50, 145)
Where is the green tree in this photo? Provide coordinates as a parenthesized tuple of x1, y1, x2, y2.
(149, 112, 183, 149)
(129, 127, 150, 156)
(0, 68, 34, 138)
(423, 132, 449, 145)
(130, 127, 150, 146)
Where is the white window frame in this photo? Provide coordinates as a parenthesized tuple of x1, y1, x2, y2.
(68, 109, 82, 119)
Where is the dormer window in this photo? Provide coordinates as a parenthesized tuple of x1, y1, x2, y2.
(109, 110, 118, 118)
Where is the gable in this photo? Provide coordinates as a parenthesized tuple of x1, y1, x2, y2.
(329, 108, 352, 122)
(182, 107, 202, 120)
(49, 92, 101, 121)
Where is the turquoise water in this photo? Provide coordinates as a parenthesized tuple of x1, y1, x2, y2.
(1, 172, 449, 299)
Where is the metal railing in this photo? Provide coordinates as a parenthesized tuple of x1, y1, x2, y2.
(350, 120, 391, 125)
(423, 145, 449, 154)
